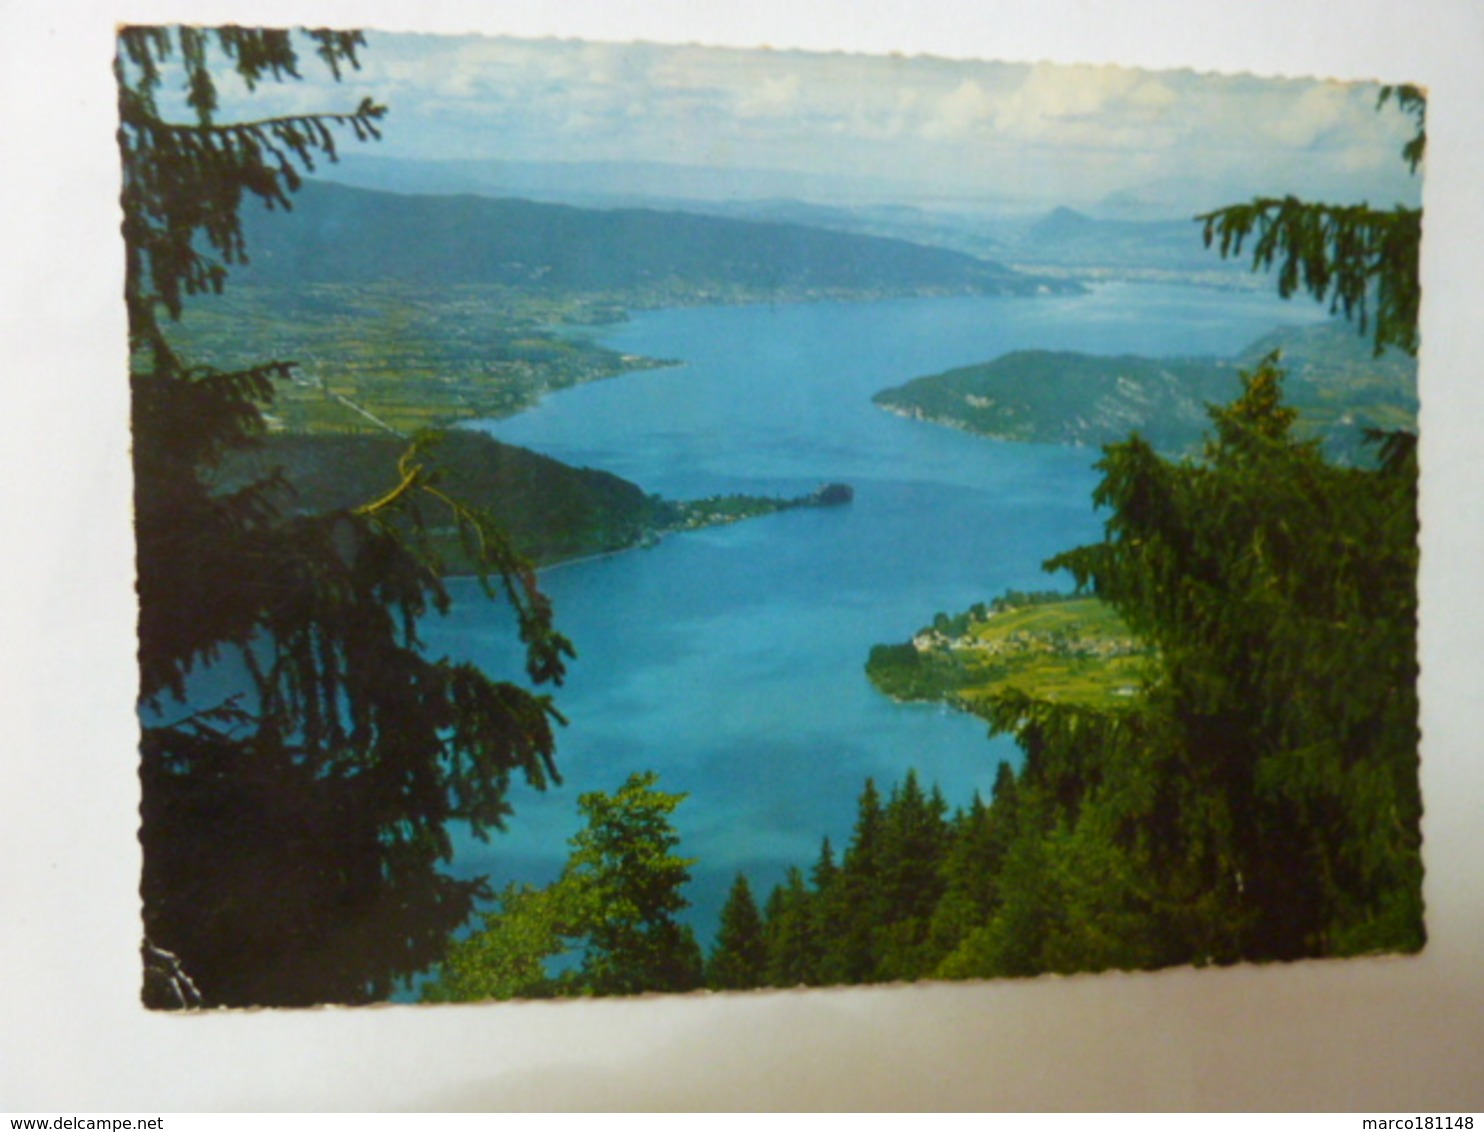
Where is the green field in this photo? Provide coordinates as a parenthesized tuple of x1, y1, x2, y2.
(866, 592, 1153, 715)
(173, 282, 674, 435)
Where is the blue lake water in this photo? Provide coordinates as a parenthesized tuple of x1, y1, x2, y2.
(433, 282, 1328, 938)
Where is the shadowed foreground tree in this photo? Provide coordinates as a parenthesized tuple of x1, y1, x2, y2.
(1020, 353, 1422, 963)
(123, 26, 572, 1007)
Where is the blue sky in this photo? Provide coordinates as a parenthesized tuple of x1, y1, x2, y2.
(157, 30, 1422, 217)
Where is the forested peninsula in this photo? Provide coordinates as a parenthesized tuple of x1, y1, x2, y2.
(219, 431, 853, 571)
(874, 319, 1417, 463)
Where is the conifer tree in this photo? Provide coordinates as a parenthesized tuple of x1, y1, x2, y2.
(927, 768, 1018, 965)
(806, 837, 848, 985)
(817, 778, 886, 983)
(706, 874, 768, 991)
(121, 27, 573, 1007)
(936, 802, 1057, 979)
(946, 81, 1428, 972)
(873, 771, 951, 980)
(1042, 356, 1422, 959)
(762, 867, 818, 987)
(879, 772, 949, 922)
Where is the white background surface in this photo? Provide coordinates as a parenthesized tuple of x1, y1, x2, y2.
(2, 0, 1482, 1112)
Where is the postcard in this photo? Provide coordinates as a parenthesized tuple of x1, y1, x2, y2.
(123, 26, 1425, 1009)
(8, 0, 1482, 1112)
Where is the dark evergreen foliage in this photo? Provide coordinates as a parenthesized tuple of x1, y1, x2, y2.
(820, 777, 887, 984)
(706, 874, 768, 991)
(872, 774, 950, 980)
(925, 771, 1015, 965)
(123, 27, 572, 1007)
(1035, 357, 1422, 961)
(762, 867, 819, 988)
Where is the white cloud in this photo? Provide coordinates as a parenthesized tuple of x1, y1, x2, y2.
(922, 79, 996, 138)
(736, 73, 802, 119)
(1127, 77, 1181, 113)
(1262, 82, 1353, 147)
(990, 63, 1179, 142)
(201, 32, 1418, 212)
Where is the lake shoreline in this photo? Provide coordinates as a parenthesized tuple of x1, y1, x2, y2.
(440, 284, 1320, 934)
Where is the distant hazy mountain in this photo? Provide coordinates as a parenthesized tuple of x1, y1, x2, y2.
(237, 181, 1060, 296)
(318, 158, 1240, 275)
(998, 206, 1248, 277)
(323, 154, 907, 208)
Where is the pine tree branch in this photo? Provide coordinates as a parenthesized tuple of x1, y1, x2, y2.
(132, 102, 386, 138)
(1195, 197, 1421, 357)
(353, 460, 425, 517)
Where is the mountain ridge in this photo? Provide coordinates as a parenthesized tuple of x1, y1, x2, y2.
(237, 181, 1072, 298)
(873, 320, 1417, 463)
